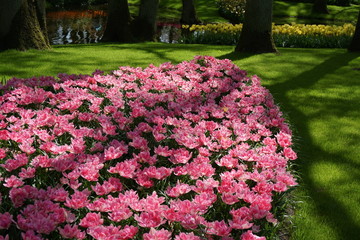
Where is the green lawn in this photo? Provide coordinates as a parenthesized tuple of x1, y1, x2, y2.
(126, 0, 359, 24)
(128, 0, 226, 23)
(273, 0, 360, 24)
(1, 44, 360, 239)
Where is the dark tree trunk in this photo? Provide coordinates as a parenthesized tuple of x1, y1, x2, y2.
(102, 0, 133, 42)
(235, 0, 277, 53)
(313, 0, 329, 14)
(0, 0, 51, 51)
(132, 0, 159, 41)
(348, 9, 360, 52)
(180, 0, 201, 25)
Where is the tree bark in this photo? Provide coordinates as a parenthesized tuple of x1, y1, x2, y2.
(102, 0, 133, 42)
(0, 0, 51, 51)
(312, 0, 329, 14)
(132, 0, 159, 41)
(235, 0, 277, 53)
(180, 0, 201, 25)
(348, 9, 360, 52)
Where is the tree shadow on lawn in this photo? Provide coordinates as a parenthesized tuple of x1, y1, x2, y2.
(267, 52, 360, 239)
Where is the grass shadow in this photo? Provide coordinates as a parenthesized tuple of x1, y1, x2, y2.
(267, 52, 360, 239)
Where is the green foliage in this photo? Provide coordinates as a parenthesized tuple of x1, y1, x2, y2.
(274, 34, 352, 48)
(281, 0, 359, 6)
(216, 0, 246, 24)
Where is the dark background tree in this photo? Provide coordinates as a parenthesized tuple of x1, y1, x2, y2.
(235, 0, 277, 53)
(313, 0, 329, 14)
(132, 0, 159, 41)
(102, 0, 133, 42)
(180, 0, 201, 25)
(348, 8, 360, 51)
(0, 0, 50, 51)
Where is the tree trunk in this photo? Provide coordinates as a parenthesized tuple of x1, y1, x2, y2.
(348, 9, 360, 52)
(102, 0, 133, 42)
(0, 0, 51, 51)
(132, 0, 159, 41)
(235, 0, 277, 53)
(312, 0, 329, 14)
(180, 0, 201, 25)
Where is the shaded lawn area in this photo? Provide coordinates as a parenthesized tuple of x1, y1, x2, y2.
(127, 0, 359, 24)
(273, 0, 359, 24)
(128, 0, 226, 23)
(1, 43, 360, 239)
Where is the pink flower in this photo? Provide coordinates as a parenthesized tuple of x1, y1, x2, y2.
(4, 175, 24, 188)
(1, 153, 28, 172)
(91, 177, 123, 196)
(166, 182, 193, 197)
(118, 225, 138, 240)
(79, 213, 104, 228)
(108, 208, 133, 222)
(9, 187, 29, 207)
(0, 212, 12, 230)
(17, 200, 67, 235)
(0, 235, 9, 240)
(104, 140, 128, 161)
(142, 166, 173, 180)
(78, 157, 104, 181)
(283, 147, 297, 160)
(134, 211, 166, 228)
(87, 224, 120, 240)
(65, 189, 90, 209)
(58, 224, 86, 239)
(229, 207, 253, 230)
(143, 228, 172, 240)
(175, 232, 201, 240)
(108, 159, 139, 178)
(205, 220, 232, 237)
(276, 132, 292, 147)
(47, 187, 68, 202)
(21, 230, 43, 240)
(170, 148, 193, 164)
(18, 167, 36, 179)
(0, 148, 6, 159)
(241, 230, 266, 240)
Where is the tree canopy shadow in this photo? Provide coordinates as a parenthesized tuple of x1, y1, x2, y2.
(266, 52, 360, 239)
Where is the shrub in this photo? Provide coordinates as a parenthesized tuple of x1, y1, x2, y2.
(181, 23, 355, 48)
(0, 56, 297, 239)
(216, 0, 246, 24)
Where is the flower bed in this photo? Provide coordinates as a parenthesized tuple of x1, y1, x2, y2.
(0, 56, 297, 240)
(181, 23, 355, 48)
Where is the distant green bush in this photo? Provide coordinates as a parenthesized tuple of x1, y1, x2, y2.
(216, 0, 246, 24)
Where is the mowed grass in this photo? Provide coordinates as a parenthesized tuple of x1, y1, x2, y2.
(1, 43, 360, 239)
(127, 0, 359, 24)
(128, 0, 225, 23)
(273, 0, 359, 24)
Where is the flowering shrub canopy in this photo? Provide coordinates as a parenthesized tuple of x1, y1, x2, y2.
(0, 56, 297, 239)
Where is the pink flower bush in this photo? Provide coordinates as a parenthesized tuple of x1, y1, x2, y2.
(0, 56, 297, 239)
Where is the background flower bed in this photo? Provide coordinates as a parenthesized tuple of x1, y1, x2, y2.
(0, 56, 297, 239)
(181, 23, 355, 48)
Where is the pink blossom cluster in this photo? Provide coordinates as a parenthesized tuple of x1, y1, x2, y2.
(0, 56, 297, 239)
